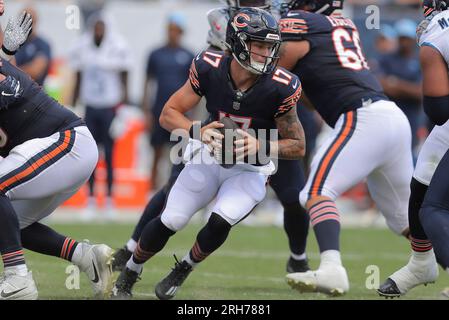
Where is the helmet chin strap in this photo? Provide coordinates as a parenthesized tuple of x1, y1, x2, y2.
(232, 52, 264, 75)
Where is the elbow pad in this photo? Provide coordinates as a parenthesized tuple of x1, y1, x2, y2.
(423, 95, 449, 126)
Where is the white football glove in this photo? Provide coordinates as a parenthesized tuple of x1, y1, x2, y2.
(1, 11, 33, 60)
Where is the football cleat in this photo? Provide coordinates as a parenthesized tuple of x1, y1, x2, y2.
(76, 242, 115, 299)
(286, 265, 349, 296)
(286, 257, 310, 273)
(377, 250, 439, 298)
(111, 247, 133, 272)
(441, 287, 449, 299)
(0, 270, 38, 300)
(155, 255, 193, 300)
(111, 267, 140, 300)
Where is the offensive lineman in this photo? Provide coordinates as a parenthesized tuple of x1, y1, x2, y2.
(279, 0, 414, 295)
(0, 12, 114, 300)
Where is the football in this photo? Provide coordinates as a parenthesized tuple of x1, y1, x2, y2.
(215, 117, 241, 168)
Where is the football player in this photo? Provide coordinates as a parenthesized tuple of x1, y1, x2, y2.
(279, 0, 414, 295)
(0, 12, 114, 299)
(112, 0, 311, 276)
(377, 0, 449, 298)
(111, 8, 305, 300)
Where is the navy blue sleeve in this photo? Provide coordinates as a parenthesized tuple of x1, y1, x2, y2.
(280, 10, 331, 42)
(273, 68, 302, 118)
(189, 50, 225, 97)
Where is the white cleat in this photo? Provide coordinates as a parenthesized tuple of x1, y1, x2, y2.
(441, 287, 449, 299)
(378, 250, 439, 298)
(77, 243, 115, 299)
(0, 270, 38, 300)
(286, 265, 349, 296)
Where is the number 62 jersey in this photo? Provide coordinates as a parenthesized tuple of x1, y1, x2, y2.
(280, 10, 387, 128)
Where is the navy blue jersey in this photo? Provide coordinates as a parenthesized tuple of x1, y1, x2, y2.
(280, 10, 387, 127)
(0, 58, 83, 157)
(189, 50, 301, 135)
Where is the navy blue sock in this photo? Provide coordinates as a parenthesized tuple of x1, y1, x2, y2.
(132, 216, 175, 264)
(21, 223, 78, 261)
(309, 200, 340, 252)
(0, 194, 25, 267)
(191, 213, 232, 263)
(283, 202, 309, 255)
(131, 188, 167, 242)
(409, 178, 433, 252)
(420, 205, 449, 269)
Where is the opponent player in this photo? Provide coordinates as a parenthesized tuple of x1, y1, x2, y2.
(0, 12, 114, 300)
(377, 0, 449, 297)
(278, 0, 414, 295)
(111, 8, 305, 300)
(112, 0, 311, 275)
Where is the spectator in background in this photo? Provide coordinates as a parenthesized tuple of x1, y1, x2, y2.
(141, 13, 194, 190)
(15, 7, 51, 86)
(70, 12, 132, 220)
(377, 19, 423, 159)
(375, 24, 397, 56)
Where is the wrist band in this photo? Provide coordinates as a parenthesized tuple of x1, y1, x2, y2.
(0, 47, 14, 61)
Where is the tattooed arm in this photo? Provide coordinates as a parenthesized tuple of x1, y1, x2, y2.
(272, 106, 305, 159)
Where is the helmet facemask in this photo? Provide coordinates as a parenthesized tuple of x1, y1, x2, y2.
(233, 33, 281, 74)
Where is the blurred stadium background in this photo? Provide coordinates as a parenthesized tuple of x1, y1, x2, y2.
(2, 0, 446, 299)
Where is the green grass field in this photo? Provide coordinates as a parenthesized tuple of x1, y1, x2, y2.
(16, 223, 449, 300)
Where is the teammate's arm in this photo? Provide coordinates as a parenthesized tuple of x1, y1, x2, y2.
(278, 41, 310, 71)
(420, 45, 449, 125)
(0, 11, 32, 61)
(159, 80, 224, 144)
(0, 63, 24, 109)
(272, 106, 306, 159)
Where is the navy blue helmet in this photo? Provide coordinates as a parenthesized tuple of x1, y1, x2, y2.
(225, 7, 281, 75)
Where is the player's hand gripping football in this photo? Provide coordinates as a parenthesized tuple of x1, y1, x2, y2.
(2, 11, 33, 56)
(234, 129, 259, 160)
(200, 121, 224, 150)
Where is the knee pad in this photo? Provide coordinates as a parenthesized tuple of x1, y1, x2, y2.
(160, 210, 190, 232)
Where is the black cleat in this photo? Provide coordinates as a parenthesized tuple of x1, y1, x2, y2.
(286, 257, 310, 273)
(377, 278, 402, 298)
(111, 247, 133, 272)
(155, 255, 193, 300)
(111, 267, 140, 300)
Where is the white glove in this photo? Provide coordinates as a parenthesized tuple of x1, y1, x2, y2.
(1, 11, 33, 60)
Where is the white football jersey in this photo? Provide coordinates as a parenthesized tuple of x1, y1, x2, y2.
(419, 10, 449, 67)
